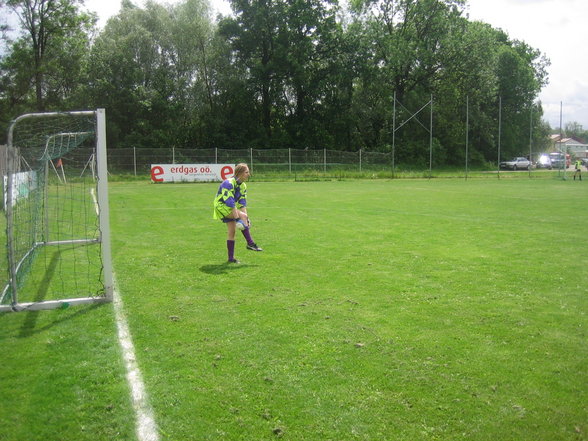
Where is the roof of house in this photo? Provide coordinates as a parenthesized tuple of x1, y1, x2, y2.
(550, 134, 585, 145)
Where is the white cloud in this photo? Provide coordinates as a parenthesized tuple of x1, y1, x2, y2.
(467, 0, 588, 129)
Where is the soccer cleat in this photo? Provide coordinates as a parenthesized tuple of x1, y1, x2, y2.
(228, 259, 240, 264)
(246, 243, 263, 251)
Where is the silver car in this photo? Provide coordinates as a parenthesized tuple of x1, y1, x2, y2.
(500, 157, 532, 170)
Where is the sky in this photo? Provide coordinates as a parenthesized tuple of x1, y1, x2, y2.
(466, 0, 588, 130)
(13, 0, 587, 129)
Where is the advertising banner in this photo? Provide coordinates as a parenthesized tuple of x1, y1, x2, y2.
(150, 164, 234, 182)
(3, 171, 37, 208)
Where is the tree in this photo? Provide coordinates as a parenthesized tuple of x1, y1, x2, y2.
(348, 0, 468, 159)
(85, 0, 226, 149)
(219, 0, 287, 146)
(495, 39, 549, 158)
(0, 0, 95, 112)
(564, 122, 587, 143)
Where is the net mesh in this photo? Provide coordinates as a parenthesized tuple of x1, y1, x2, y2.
(2, 112, 105, 307)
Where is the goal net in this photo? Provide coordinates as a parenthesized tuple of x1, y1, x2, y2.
(1, 110, 113, 312)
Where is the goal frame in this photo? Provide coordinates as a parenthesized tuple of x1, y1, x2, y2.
(0, 109, 113, 312)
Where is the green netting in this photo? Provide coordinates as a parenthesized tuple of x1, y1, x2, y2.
(2, 112, 105, 308)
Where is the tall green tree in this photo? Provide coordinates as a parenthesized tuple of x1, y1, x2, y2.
(85, 0, 219, 149)
(348, 0, 467, 159)
(495, 39, 549, 158)
(0, 0, 95, 112)
(564, 122, 587, 143)
(345, 0, 549, 164)
(219, 0, 287, 145)
(219, 0, 344, 148)
(279, 0, 342, 148)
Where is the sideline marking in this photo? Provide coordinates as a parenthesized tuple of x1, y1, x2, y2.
(112, 277, 160, 441)
(91, 182, 158, 438)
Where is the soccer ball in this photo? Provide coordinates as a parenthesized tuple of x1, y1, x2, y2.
(235, 219, 246, 230)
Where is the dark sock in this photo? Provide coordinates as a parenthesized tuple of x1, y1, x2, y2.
(227, 240, 235, 261)
(241, 228, 254, 246)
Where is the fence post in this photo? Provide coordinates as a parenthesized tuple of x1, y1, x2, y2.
(289, 148, 291, 174)
(215, 147, 218, 164)
(324, 148, 326, 173)
(250, 148, 253, 173)
(133, 147, 137, 176)
(359, 149, 362, 172)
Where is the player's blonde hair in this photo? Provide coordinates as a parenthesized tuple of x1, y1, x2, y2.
(235, 163, 249, 179)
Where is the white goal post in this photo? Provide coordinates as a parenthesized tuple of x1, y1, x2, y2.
(0, 109, 113, 312)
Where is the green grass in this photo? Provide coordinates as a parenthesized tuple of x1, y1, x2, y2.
(1, 177, 587, 440)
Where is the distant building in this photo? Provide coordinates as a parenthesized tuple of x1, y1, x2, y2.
(549, 135, 588, 158)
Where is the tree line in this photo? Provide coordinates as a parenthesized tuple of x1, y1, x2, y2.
(1, 0, 559, 166)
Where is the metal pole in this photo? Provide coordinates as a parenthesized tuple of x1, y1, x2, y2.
(529, 106, 533, 178)
(44, 161, 50, 243)
(133, 147, 137, 176)
(5, 140, 18, 306)
(429, 94, 433, 178)
(324, 149, 327, 173)
(560, 102, 566, 180)
(497, 96, 502, 178)
(392, 91, 396, 177)
(289, 148, 291, 174)
(250, 148, 253, 174)
(466, 95, 469, 180)
(359, 149, 362, 173)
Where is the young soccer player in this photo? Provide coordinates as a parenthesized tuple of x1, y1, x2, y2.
(213, 163, 263, 263)
(573, 159, 582, 181)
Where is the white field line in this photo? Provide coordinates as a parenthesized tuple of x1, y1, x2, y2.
(112, 276, 160, 441)
(92, 187, 159, 440)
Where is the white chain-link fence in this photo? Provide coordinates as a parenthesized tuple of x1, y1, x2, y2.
(106, 147, 394, 176)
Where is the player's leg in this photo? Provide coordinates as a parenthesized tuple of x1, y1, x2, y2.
(241, 223, 262, 252)
(233, 206, 262, 252)
(225, 218, 239, 263)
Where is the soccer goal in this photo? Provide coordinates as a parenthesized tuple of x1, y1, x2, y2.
(0, 109, 113, 312)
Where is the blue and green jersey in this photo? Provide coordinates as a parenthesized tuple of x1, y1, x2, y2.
(213, 177, 247, 219)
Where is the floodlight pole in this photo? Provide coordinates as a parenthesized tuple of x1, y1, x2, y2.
(497, 96, 502, 179)
(392, 92, 396, 177)
(465, 96, 469, 180)
(529, 105, 533, 178)
(559, 102, 567, 180)
(429, 94, 433, 179)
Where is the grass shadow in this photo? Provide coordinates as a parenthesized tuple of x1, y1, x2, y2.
(0, 249, 109, 339)
(17, 303, 106, 338)
(200, 262, 258, 275)
(14, 249, 61, 334)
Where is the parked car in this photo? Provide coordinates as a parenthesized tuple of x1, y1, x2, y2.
(536, 154, 552, 169)
(581, 158, 588, 167)
(549, 152, 566, 168)
(500, 157, 532, 170)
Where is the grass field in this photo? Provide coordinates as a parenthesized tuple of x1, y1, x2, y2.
(1, 177, 587, 440)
